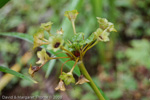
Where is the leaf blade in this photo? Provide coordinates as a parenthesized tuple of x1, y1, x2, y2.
(0, 66, 37, 83)
(0, 0, 10, 8)
(45, 59, 56, 78)
(0, 32, 33, 43)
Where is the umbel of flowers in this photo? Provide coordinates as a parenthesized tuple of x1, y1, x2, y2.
(29, 10, 116, 92)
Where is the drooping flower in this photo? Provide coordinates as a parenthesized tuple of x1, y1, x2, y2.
(28, 65, 39, 77)
(55, 80, 66, 91)
(97, 17, 117, 32)
(36, 48, 50, 65)
(59, 72, 75, 85)
(33, 29, 45, 49)
(76, 75, 89, 85)
(94, 28, 110, 42)
(40, 21, 53, 31)
(47, 35, 64, 52)
(64, 10, 79, 22)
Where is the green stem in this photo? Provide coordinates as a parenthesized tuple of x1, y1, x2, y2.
(61, 47, 76, 59)
(78, 61, 105, 100)
(82, 40, 98, 56)
(71, 21, 76, 34)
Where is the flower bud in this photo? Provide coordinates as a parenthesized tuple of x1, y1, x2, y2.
(33, 29, 45, 49)
(76, 75, 89, 85)
(59, 72, 75, 85)
(94, 28, 110, 42)
(40, 21, 53, 31)
(28, 65, 39, 77)
(36, 48, 50, 65)
(56, 28, 64, 35)
(55, 80, 66, 91)
(64, 10, 79, 22)
(97, 17, 117, 32)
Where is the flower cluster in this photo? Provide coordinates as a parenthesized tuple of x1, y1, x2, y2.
(29, 10, 117, 91)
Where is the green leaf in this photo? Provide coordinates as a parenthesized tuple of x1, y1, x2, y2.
(107, 89, 123, 99)
(0, 32, 33, 43)
(71, 32, 84, 42)
(0, 66, 37, 83)
(126, 39, 150, 69)
(45, 59, 56, 78)
(80, 33, 95, 45)
(0, 0, 10, 8)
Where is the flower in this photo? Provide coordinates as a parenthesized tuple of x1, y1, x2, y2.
(33, 29, 45, 49)
(40, 21, 53, 31)
(97, 17, 117, 32)
(36, 48, 50, 65)
(64, 10, 79, 22)
(76, 75, 89, 85)
(47, 35, 64, 52)
(56, 28, 64, 35)
(28, 65, 39, 77)
(94, 28, 110, 42)
(59, 72, 75, 85)
(55, 80, 66, 91)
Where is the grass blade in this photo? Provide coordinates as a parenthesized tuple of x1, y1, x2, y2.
(0, 66, 37, 83)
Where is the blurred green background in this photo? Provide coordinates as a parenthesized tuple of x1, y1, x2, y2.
(0, 0, 150, 100)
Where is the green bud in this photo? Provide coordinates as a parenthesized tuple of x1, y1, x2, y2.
(40, 21, 53, 31)
(94, 28, 110, 42)
(33, 29, 45, 49)
(97, 17, 117, 32)
(59, 72, 75, 85)
(64, 10, 79, 22)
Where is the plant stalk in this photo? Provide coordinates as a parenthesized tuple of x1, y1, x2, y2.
(78, 61, 105, 100)
(71, 21, 76, 34)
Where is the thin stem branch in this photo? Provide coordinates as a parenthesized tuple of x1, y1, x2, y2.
(51, 51, 65, 57)
(82, 40, 98, 56)
(39, 61, 47, 69)
(70, 58, 79, 73)
(51, 56, 70, 60)
(42, 38, 49, 42)
(78, 61, 105, 100)
(42, 42, 50, 45)
(71, 21, 76, 34)
(82, 43, 92, 52)
(61, 47, 76, 59)
(61, 59, 71, 74)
